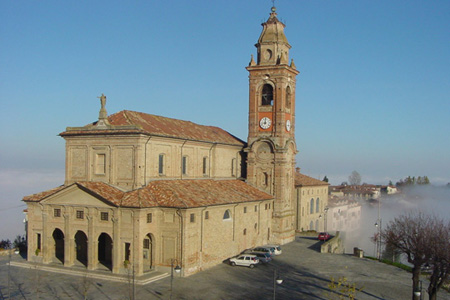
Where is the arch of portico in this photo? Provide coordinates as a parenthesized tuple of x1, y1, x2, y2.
(75, 230, 88, 266)
(143, 233, 155, 272)
(98, 232, 113, 271)
(52, 228, 65, 264)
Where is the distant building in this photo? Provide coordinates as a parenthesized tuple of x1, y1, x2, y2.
(327, 197, 361, 233)
(380, 185, 399, 195)
(330, 184, 381, 201)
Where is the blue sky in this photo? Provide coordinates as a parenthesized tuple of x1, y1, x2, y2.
(1, 0, 449, 239)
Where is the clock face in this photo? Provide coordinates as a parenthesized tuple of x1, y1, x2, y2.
(286, 120, 291, 131)
(259, 117, 271, 129)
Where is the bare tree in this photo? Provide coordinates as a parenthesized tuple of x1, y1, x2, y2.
(382, 211, 450, 300)
(425, 216, 450, 300)
(348, 171, 361, 186)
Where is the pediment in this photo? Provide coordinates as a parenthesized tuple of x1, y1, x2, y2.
(41, 185, 113, 207)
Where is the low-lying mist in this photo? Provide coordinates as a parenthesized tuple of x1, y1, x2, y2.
(341, 185, 450, 257)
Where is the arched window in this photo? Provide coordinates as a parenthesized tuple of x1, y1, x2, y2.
(316, 198, 320, 213)
(263, 172, 269, 186)
(223, 209, 231, 220)
(286, 86, 291, 108)
(310, 198, 314, 214)
(262, 84, 274, 106)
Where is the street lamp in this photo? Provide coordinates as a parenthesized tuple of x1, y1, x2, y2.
(273, 268, 283, 300)
(414, 280, 422, 300)
(170, 259, 181, 300)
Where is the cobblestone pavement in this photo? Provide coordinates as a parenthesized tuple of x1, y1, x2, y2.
(1, 236, 449, 299)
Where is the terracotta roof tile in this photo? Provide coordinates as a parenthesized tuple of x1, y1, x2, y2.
(61, 110, 244, 146)
(23, 179, 273, 209)
(294, 172, 329, 187)
(23, 186, 66, 202)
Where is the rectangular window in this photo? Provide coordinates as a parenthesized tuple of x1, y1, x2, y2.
(255, 205, 258, 212)
(182, 156, 188, 175)
(54, 208, 61, 217)
(76, 210, 84, 219)
(143, 239, 150, 249)
(205, 211, 209, 219)
(95, 153, 106, 175)
(202, 157, 208, 175)
(244, 207, 247, 213)
(190, 213, 195, 223)
(37, 233, 41, 251)
(147, 213, 152, 223)
(101, 212, 109, 221)
(158, 154, 164, 175)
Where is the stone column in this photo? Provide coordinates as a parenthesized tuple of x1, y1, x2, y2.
(112, 213, 121, 274)
(42, 211, 51, 264)
(63, 212, 74, 266)
(87, 211, 98, 270)
(132, 211, 142, 276)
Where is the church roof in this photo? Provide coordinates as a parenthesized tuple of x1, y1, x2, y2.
(60, 110, 244, 146)
(294, 172, 329, 187)
(23, 179, 273, 208)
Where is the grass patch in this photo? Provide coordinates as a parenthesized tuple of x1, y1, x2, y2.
(364, 256, 412, 272)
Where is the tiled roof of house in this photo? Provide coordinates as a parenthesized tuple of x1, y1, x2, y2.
(23, 179, 273, 208)
(294, 172, 329, 187)
(60, 110, 244, 146)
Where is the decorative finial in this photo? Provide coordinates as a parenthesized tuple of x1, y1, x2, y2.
(249, 54, 256, 66)
(271, 0, 276, 12)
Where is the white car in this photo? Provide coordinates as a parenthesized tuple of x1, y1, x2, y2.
(229, 254, 260, 268)
(265, 244, 282, 255)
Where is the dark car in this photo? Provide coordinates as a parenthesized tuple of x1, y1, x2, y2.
(251, 252, 272, 263)
(318, 232, 331, 241)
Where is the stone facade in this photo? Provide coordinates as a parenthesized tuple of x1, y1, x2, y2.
(294, 172, 330, 232)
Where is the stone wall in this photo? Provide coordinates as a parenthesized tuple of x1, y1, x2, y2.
(320, 231, 344, 254)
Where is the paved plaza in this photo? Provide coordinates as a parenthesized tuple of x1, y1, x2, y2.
(1, 236, 448, 299)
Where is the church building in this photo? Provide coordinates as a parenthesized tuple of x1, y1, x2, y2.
(23, 6, 320, 277)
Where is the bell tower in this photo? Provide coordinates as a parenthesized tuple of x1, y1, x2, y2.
(245, 6, 299, 245)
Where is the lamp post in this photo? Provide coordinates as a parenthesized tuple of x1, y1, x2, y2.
(273, 268, 283, 300)
(324, 207, 329, 232)
(374, 219, 382, 260)
(414, 280, 422, 300)
(170, 259, 181, 300)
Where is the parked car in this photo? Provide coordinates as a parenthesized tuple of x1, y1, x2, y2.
(251, 252, 272, 263)
(252, 247, 274, 257)
(229, 254, 260, 268)
(318, 232, 331, 241)
(265, 244, 282, 255)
